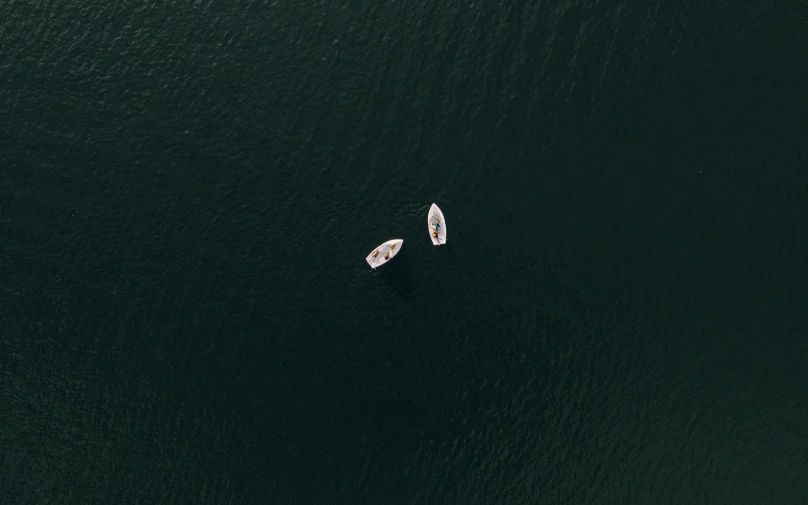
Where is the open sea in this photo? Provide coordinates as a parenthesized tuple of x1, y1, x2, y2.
(2, 0, 807, 504)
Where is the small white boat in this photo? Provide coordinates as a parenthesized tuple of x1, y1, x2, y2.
(427, 203, 446, 245)
(366, 239, 404, 268)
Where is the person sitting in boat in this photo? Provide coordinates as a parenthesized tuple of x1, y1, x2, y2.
(371, 250, 379, 258)
(384, 253, 390, 260)
(390, 244, 396, 250)
(432, 231, 438, 238)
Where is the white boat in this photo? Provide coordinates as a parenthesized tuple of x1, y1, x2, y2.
(427, 203, 446, 245)
(366, 239, 404, 268)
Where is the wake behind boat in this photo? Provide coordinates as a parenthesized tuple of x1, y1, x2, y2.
(427, 203, 446, 245)
(366, 239, 403, 268)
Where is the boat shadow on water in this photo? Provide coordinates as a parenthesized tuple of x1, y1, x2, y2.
(376, 252, 415, 300)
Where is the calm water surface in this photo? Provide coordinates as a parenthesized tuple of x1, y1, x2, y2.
(2, 0, 807, 504)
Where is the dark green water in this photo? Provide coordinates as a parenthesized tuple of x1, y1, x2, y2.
(2, 0, 807, 503)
